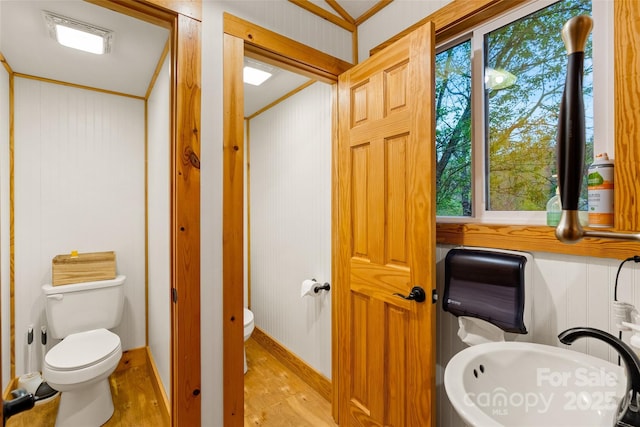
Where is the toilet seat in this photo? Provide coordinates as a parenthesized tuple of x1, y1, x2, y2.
(46, 329, 120, 370)
(44, 329, 122, 387)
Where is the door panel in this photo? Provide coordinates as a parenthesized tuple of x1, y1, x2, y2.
(337, 22, 436, 427)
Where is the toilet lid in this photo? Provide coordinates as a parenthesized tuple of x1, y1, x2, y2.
(45, 329, 121, 371)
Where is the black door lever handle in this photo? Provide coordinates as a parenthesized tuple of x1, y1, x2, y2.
(393, 286, 426, 303)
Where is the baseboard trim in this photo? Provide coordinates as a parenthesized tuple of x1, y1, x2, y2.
(251, 327, 332, 402)
(145, 346, 171, 426)
(2, 376, 19, 400)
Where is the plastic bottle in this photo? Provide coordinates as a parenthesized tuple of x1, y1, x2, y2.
(546, 186, 562, 226)
(587, 153, 614, 228)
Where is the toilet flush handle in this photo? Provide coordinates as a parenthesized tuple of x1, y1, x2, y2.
(46, 294, 63, 301)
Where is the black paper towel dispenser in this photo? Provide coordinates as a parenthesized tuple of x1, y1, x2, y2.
(442, 248, 531, 334)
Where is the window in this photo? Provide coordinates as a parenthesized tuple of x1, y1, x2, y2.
(435, 39, 472, 216)
(435, 0, 607, 223)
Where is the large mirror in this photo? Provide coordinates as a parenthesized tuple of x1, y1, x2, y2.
(0, 1, 172, 424)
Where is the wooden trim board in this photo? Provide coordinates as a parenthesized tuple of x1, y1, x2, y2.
(251, 327, 332, 403)
(224, 13, 352, 83)
(223, 14, 347, 425)
(437, 223, 640, 260)
(146, 347, 171, 425)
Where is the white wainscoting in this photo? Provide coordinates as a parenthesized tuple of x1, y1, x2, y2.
(147, 55, 171, 398)
(357, 0, 451, 62)
(435, 244, 640, 427)
(13, 77, 146, 376)
(248, 82, 332, 379)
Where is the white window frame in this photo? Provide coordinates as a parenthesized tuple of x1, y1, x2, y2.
(435, 0, 613, 225)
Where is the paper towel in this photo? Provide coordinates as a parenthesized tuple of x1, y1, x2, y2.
(457, 316, 505, 346)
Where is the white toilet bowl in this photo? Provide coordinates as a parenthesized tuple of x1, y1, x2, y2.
(244, 308, 255, 373)
(42, 276, 125, 425)
(43, 328, 122, 427)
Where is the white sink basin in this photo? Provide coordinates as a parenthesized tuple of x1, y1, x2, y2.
(444, 342, 628, 426)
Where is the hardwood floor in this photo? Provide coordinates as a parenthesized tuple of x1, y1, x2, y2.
(7, 340, 334, 426)
(5, 349, 167, 427)
(244, 337, 337, 427)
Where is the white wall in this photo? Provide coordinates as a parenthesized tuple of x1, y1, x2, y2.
(435, 245, 640, 427)
(1, 62, 10, 391)
(249, 82, 332, 378)
(147, 55, 171, 397)
(13, 78, 146, 376)
(357, 0, 451, 62)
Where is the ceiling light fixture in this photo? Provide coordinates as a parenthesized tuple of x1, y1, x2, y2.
(43, 11, 113, 55)
(243, 66, 273, 86)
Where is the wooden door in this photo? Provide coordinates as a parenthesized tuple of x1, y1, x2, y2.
(336, 21, 436, 426)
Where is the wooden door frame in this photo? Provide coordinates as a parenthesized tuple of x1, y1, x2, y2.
(86, 1, 202, 426)
(222, 13, 351, 426)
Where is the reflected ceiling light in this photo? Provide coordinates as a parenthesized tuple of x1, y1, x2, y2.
(243, 66, 272, 86)
(43, 11, 113, 55)
(485, 67, 517, 90)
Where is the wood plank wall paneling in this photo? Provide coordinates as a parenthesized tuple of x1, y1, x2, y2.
(88, 2, 203, 425)
(171, 12, 202, 426)
(437, 224, 640, 261)
(614, 0, 640, 232)
(13, 77, 146, 375)
(7, 67, 14, 386)
(223, 13, 352, 83)
(147, 53, 172, 402)
(248, 81, 332, 381)
(145, 0, 201, 21)
(0, 60, 10, 405)
(223, 32, 246, 427)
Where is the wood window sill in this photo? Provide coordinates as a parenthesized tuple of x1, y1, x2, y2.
(436, 223, 640, 260)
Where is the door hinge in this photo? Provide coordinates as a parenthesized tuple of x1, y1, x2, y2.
(172, 288, 178, 303)
(432, 289, 438, 304)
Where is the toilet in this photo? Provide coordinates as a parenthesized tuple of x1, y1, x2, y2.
(243, 308, 255, 373)
(42, 276, 126, 427)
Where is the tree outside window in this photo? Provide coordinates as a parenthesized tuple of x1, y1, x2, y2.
(435, 0, 593, 217)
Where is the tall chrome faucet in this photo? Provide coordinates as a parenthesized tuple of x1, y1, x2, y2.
(559, 327, 640, 426)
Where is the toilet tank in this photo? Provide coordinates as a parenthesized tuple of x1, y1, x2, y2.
(42, 275, 126, 339)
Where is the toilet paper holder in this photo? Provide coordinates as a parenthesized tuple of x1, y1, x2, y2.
(309, 279, 330, 293)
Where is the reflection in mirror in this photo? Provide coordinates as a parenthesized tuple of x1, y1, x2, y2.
(243, 56, 334, 423)
(0, 1, 171, 424)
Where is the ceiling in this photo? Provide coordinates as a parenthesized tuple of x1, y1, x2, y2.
(0, 1, 385, 113)
(0, 1, 169, 98)
(306, 0, 385, 23)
